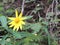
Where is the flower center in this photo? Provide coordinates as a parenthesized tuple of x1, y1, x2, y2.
(15, 18, 20, 23)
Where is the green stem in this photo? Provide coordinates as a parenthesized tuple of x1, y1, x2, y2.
(45, 28, 50, 45)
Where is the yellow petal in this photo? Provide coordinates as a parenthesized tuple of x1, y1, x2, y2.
(19, 24, 22, 30)
(13, 24, 20, 31)
(19, 12, 23, 18)
(21, 21, 25, 25)
(8, 17, 15, 20)
(16, 27, 19, 31)
(13, 25, 17, 30)
(9, 24, 14, 27)
(9, 21, 15, 25)
(15, 9, 18, 17)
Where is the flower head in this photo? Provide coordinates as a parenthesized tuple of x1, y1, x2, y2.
(8, 9, 26, 31)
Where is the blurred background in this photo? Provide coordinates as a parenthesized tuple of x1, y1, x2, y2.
(0, 0, 60, 45)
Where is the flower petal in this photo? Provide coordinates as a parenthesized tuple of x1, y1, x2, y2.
(15, 9, 18, 17)
(16, 27, 19, 31)
(13, 25, 17, 30)
(19, 24, 22, 30)
(21, 21, 25, 25)
(8, 17, 15, 20)
(9, 24, 14, 27)
(19, 12, 23, 18)
(9, 21, 15, 24)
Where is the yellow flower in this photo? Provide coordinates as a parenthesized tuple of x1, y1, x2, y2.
(8, 9, 26, 31)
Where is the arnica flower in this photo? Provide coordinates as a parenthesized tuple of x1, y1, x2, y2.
(8, 9, 26, 31)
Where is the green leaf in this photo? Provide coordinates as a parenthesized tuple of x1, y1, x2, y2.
(24, 16, 33, 20)
(42, 21, 48, 26)
(15, 40, 21, 45)
(6, 29, 30, 39)
(5, 28, 24, 39)
(4, 27, 29, 39)
(0, 35, 8, 45)
(39, 17, 43, 21)
(0, 14, 3, 16)
(6, 42, 12, 45)
(0, 16, 8, 28)
(23, 23, 31, 30)
(12, 31, 23, 39)
(30, 23, 42, 33)
(52, 41, 58, 45)
(43, 27, 51, 45)
(6, 9, 14, 13)
(0, 6, 3, 11)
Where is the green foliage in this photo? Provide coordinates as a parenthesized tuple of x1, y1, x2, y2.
(23, 16, 33, 20)
(30, 23, 42, 34)
(0, 16, 8, 28)
(0, 6, 3, 11)
(6, 9, 14, 13)
(0, 15, 57, 45)
(0, 0, 59, 45)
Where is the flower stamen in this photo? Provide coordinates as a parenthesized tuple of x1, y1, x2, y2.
(15, 18, 20, 23)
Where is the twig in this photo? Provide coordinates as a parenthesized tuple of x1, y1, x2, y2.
(26, 10, 31, 16)
(52, 0, 54, 12)
(46, 4, 51, 17)
(21, 0, 25, 14)
(55, 0, 58, 18)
